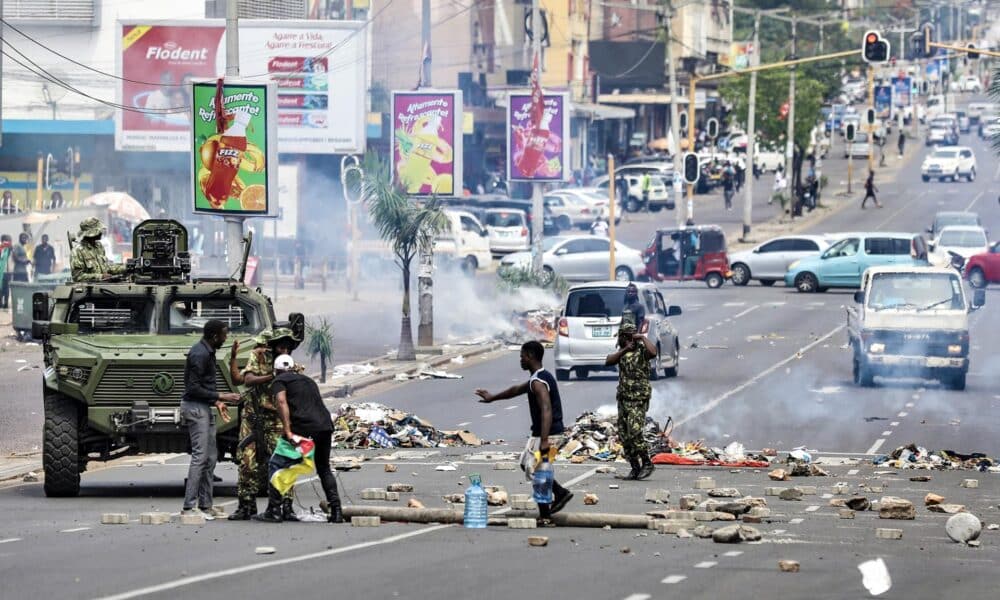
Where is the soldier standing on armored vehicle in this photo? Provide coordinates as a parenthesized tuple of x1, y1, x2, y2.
(70, 218, 126, 282)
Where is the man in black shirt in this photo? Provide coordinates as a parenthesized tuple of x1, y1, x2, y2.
(181, 320, 239, 519)
(623, 282, 645, 327)
(255, 354, 343, 523)
(476, 341, 573, 522)
(33, 234, 56, 276)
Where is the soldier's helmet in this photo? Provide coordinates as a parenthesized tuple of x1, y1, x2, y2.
(620, 309, 638, 333)
(78, 217, 106, 240)
(252, 329, 274, 347)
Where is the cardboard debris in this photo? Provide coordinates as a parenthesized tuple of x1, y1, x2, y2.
(331, 363, 379, 378)
(332, 402, 483, 449)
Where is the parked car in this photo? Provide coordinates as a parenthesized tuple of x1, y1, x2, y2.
(729, 235, 831, 286)
(554, 281, 682, 381)
(497, 235, 645, 283)
(483, 208, 530, 255)
(784, 232, 920, 292)
(929, 225, 990, 267)
(960, 75, 982, 93)
(592, 173, 672, 213)
(928, 211, 983, 238)
(964, 241, 1000, 288)
(550, 187, 621, 225)
(920, 146, 977, 182)
(543, 193, 594, 230)
(435, 209, 494, 273)
(638, 225, 731, 288)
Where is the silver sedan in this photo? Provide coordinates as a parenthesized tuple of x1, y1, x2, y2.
(498, 235, 645, 283)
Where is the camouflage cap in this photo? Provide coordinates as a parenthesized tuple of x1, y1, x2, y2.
(269, 327, 301, 346)
(78, 217, 106, 239)
(252, 329, 274, 346)
(619, 310, 637, 334)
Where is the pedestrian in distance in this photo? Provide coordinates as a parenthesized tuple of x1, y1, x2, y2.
(590, 217, 609, 237)
(1, 191, 20, 215)
(604, 311, 656, 481)
(623, 282, 646, 328)
(0, 235, 12, 309)
(12, 233, 31, 284)
(897, 131, 905, 158)
(770, 166, 786, 205)
(33, 234, 55, 276)
(721, 162, 735, 210)
(181, 320, 238, 520)
(861, 170, 882, 209)
(475, 341, 573, 524)
(255, 354, 344, 523)
(641, 172, 652, 212)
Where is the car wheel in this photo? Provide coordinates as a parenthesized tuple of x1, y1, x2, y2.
(705, 272, 724, 289)
(460, 256, 478, 275)
(921, 175, 929, 182)
(947, 371, 967, 391)
(556, 369, 570, 382)
(795, 272, 819, 293)
(967, 167, 976, 182)
(626, 197, 641, 213)
(649, 205, 663, 213)
(853, 353, 874, 387)
(648, 345, 662, 381)
(664, 342, 679, 378)
(968, 267, 987, 289)
(540, 266, 556, 285)
(557, 215, 572, 230)
(949, 171, 957, 182)
(760, 279, 776, 287)
(730, 263, 751, 286)
(43, 393, 82, 497)
(615, 266, 634, 282)
(575, 367, 589, 380)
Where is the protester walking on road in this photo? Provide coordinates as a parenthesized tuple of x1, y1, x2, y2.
(476, 341, 573, 524)
(721, 162, 735, 210)
(256, 354, 344, 523)
(770, 167, 786, 206)
(181, 320, 238, 520)
(33, 234, 55, 276)
(641, 172, 652, 212)
(604, 311, 656, 481)
(861, 170, 882, 209)
(897, 131, 905, 157)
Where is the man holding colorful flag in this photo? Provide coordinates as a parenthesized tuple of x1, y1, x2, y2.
(254, 355, 344, 524)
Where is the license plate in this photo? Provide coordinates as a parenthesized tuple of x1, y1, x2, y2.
(499, 231, 513, 237)
(592, 326, 612, 338)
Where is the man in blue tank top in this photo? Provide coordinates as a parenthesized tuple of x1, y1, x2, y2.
(475, 340, 573, 523)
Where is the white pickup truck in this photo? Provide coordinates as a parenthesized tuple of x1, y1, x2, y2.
(847, 266, 985, 390)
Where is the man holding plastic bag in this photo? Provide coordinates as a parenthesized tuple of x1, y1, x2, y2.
(254, 355, 344, 524)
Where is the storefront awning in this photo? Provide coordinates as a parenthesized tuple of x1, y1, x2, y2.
(573, 103, 635, 120)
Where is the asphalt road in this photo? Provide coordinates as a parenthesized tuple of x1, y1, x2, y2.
(2, 98, 999, 600)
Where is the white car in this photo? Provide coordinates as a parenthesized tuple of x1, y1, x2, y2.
(729, 235, 831, 287)
(929, 226, 990, 267)
(483, 208, 530, 255)
(844, 132, 871, 158)
(921, 146, 977, 182)
(498, 235, 645, 283)
(543, 193, 594, 230)
(549, 188, 621, 226)
(960, 76, 982, 93)
(435, 209, 493, 272)
(978, 117, 1000, 139)
(926, 124, 958, 146)
(592, 173, 672, 213)
(967, 102, 996, 123)
(841, 115, 861, 138)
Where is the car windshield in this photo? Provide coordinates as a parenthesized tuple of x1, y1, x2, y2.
(166, 297, 260, 334)
(931, 120, 951, 128)
(70, 296, 155, 334)
(936, 215, 979, 230)
(867, 273, 964, 311)
(485, 211, 523, 227)
(932, 150, 958, 159)
(565, 288, 629, 318)
(938, 230, 986, 247)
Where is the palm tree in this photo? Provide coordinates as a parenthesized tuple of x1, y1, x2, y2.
(361, 153, 447, 361)
(305, 318, 334, 383)
(988, 64, 1000, 155)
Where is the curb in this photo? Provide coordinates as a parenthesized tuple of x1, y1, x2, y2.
(320, 341, 506, 400)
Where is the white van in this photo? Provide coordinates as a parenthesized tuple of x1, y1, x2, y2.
(434, 209, 493, 273)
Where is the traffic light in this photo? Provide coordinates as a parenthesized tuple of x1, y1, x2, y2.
(706, 118, 719, 139)
(678, 111, 688, 132)
(862, 31, 890, 63)
(967, 44, 979, 60)
(683, 152, 700, 184)
(866, 108, 876, 126)
(846, 123, 856, 142)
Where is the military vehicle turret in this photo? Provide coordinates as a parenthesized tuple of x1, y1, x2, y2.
(33, 219, 303, 496)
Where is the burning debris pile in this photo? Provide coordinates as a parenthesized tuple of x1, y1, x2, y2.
(873, 444, 998, 472)
(332, 403, 482, 449)
(499, 308, 558, 345)
(556, 410, 769, 466)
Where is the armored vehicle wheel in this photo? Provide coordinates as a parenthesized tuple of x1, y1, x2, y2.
(43, 393, 81, 497)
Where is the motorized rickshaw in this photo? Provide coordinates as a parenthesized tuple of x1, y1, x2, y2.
(638, 225, 732, 288)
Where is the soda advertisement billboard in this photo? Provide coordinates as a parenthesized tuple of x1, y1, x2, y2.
(507, 91, 570, 182)
(390, 90, 463, 196)
(117, 20, 367, 154)
(191, 80, 278, 216)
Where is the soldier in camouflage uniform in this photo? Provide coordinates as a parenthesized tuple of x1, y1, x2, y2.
(605, 310, 657, 481)
(70, 218, 126, 282)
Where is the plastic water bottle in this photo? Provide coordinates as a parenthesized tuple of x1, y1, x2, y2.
(463, 473, 488, 529)
(532, 457, 554, 504)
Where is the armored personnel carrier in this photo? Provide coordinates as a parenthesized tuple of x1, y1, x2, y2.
(33, 219, 302, 496)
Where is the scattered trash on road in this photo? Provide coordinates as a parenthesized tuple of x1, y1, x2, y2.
(858, 557, 892, 596)
(332, 403, 483, 449)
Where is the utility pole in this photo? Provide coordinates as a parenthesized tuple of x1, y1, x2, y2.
(784, 15, 796, 210)
(417, 0, 434, 347)
(529, 0, 544, 276)
(224, 0, 244, 278)
(741, 10, 760, 241)
(663, 1, 683, 227)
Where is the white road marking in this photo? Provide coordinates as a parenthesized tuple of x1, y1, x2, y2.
(805, 506, 820, 513)
(723, 550, 744, 557)
(965, 190, 985, 212)
(622, 595, 651, 600)
(661, 575, 688, 584)
(482, 413, 496, 418)
(789, 518, 804, 525)
(764, 302, 786, 307)
(772, 529, 786, 535)
(882, 430, 893, 436)
(60, 527, 91, 533)
(732, 305, 761, 319)
(847, 469, 859, 476)
(676, 324, 845, 427)
(563, 467, 600, 488)
(808, 301, 826, 306)
(866, 439, 887, 455)
(694, 561, 718, 569)
(706, 326, 714, 331)
(457, 422, 470, 427)
(696, 331, 704, 335)
(95, 525, 454, 600)
(897, 411, 908, 417)
(505, 405, 518, 410)
(0, 537, 21, 544)
(723, 302, 746, 307)
(890, 421, 899, 427)
(906, 401, 915, 407)
(821, 493, 833, 499)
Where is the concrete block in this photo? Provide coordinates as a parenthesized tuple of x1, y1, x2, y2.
(679, 494, 701, 510)
(961, 479, 979, 489)
(101, 513, 129, 525)
(351, 516, 381, 527)
(748, 507, 771, 518)
(692, 511, 717, 522)
(510, 494, 532, 510)
(180, 514, 205, 525)
(494, 462, 517, 470)
(694, 477, 716, 490)
(743, 515, 763, 524)
(644, 489, 671, 504)
(387, 483, 414, 493)
(385, 491, 400, 501)
(839, 509, 856, 519)
(656, 520, 699, 534)
(361, 488, 388, 500)
(139, 512, 171, 525)
(765, 487, 784, 496)
(507, 518, 537, 529)
(875, 528, 903, 540)
(798, 486, 818, 495)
